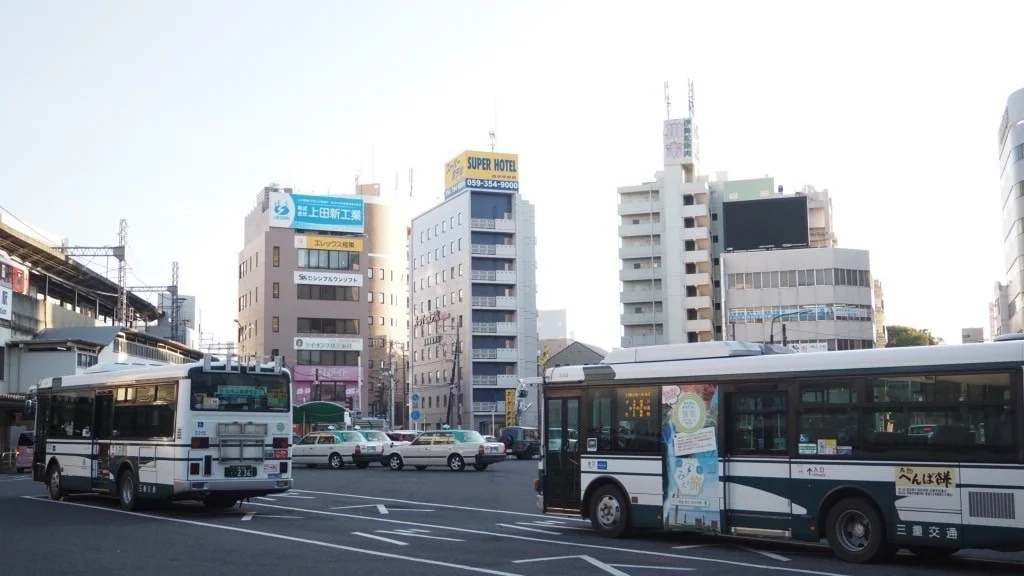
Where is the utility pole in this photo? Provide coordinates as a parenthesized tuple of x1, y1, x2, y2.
(53, 218, 129, 325)
(387, 339, 396, 426)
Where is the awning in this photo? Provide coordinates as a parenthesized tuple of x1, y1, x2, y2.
(293, 401, 348, 425)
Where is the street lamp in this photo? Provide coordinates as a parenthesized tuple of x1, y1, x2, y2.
(768, 305, 821, 346)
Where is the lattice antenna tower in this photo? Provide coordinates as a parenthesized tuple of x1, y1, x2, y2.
(116, 218, 129, 326)
(664, 81, 671, 119)
(688, 78, 695, 119)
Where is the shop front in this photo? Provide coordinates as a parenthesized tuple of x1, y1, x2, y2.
(290, 365, 363, 406)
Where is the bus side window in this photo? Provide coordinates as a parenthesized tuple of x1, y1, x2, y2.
(730, 392, 788, 456)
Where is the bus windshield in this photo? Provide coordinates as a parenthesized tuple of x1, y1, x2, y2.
(189, 372, 290, 412)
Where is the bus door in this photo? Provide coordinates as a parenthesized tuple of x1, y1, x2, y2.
(722, 389, 793, 537)
(92, 390, 114, 490)
(543, 394, 581, 512)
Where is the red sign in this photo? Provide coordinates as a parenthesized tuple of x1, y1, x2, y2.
(273, 449, 288, 459)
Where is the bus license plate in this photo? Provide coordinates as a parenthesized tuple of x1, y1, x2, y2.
(224, 465, 257, 478)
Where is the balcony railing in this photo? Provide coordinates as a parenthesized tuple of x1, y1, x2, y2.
(113, 339, 191, 365)
(471, 296, 517, 309)
(472, 401, 506, 413)
(471, 348, 518, 360)
(471, 322, 518, 335)
(470, 218, 516, 232)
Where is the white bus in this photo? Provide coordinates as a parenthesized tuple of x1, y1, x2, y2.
(534, 340, 1023, 564)
(25, 355, 293, 510)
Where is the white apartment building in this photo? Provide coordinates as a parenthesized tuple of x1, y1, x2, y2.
(873, 279, 887, 348)
(990, 281, 1010, 338)
(409, 151, 538, 433)
(618, 116, 838, 348)
(723, 247, 875, 351)
(961, 327, 985, 344)
(997, 87, 1024, 333)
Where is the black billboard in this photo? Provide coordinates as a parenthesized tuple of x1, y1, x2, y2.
(722, 195, 809, 252)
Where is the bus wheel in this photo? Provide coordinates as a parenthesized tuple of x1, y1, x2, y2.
(118, 469, 141, 511)
(46, 462, 64, 501)
(590, 484, 629, 538)
(826, 498, 890, 563)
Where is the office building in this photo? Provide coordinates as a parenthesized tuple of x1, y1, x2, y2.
(538, 309, 567, 340)
(409, 150, 538, 433)
(961, 327, 985, 344)
(359, 183, 411, 425)
(237, 184, 369, 409)
(618, 114, 837, 347)
(723, 247, 875, 351)
(997, 88, 1024, 333)
(873, 279, 887, 348)
(990, 281, 1010, 338)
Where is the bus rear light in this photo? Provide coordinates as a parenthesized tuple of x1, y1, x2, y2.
(190, 462, 200, 475)
(191, 436, 210, 449)
(272, 437, 288, 449)
(276, 480, 289, 488)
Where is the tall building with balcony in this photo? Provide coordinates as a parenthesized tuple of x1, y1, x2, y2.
(359, 183, 411, 425)
(998, 87, 1024, 333)
(410, 150, 537, 433)
(237, 184, 369, 409)
(873, 279, 887, 347)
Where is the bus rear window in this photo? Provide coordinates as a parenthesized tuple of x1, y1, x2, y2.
(189, 372, 290, 412)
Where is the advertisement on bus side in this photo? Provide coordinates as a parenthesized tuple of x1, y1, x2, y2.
(662, 383, 720, 533)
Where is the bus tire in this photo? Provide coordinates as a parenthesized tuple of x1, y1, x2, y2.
(118, 468, 141, 511)
(825, 498, 891, 563)
(46, 461, 64, 501)
(590, 484, 629, 538)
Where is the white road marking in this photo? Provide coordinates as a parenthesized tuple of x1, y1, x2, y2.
(609, 565, 695, 572)
(500, 523, 560, 535)
(377, 504, 389, 515)
(514, 555, 631, 576)
(388, 508, 436, 512)
(672, 545, 707, 550)
(735, 545, 791, 562)
(377, 530, 464, 542)
(330, 504, 380, 510)
(259, 515, 304, 519)
(22, 497, 523, 576)
(353, 531, 408, 546)
(241, 512, 255, 521)
(245, 500, 852, 576)
(288, 489, 588, 521)
(277, 493, 315, 499)
(256, 497, 277, 501)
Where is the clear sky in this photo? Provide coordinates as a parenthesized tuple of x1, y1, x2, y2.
(2, 1, 1023, 350)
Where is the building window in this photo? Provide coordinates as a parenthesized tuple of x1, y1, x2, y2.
(368, 268, 374, 279)
(297, 285, 359, 301)
(458, 238, 462, 251)
(459, 264, 464, 276)
(297, 249, 361, 271)
(272, 317, 279, 333)
(458, 213, 463, 224)
(272, 282, 280, 298)
(296, 317, 361, 335)
(272, 246, 280, 267)
(367, 291, 373, 303)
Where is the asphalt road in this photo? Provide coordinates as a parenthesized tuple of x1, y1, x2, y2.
(1, 460, 1022, 576)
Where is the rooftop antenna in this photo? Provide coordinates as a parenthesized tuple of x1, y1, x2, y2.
(354, 172, 360, 193)
(489, 95, 497, 152)
(664, 81, 671, 119)
(408, 168, 414, 198)
(688, 78, 695, 119)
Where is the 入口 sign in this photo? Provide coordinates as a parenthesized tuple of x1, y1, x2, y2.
(293, 270, 363, 287)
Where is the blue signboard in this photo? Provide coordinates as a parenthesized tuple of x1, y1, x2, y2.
(268, 191, 365, 233)
(410, 409, 422, 421)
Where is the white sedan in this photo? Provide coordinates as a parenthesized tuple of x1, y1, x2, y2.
(292, 430, 386, 469)
(383, 429, 506, 472)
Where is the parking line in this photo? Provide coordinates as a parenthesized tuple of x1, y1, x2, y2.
(610, 565, 694, 572)
(354, 532, 408, 546)
(736, 545, 791, 562)
(377, 504, 389, 515)
(500, 523, 560, 535)
(241, 512, 255, 521)
(277, 494, 315, 499)
(22, 497, 522, 576)
(245, 501, 853, 576)
(288, 489, 588, 521)
(256, 497, 277, 502)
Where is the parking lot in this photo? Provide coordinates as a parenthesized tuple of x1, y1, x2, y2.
(1, 459, 1022, 576)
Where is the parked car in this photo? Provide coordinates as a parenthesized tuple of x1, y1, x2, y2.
(15, 431, 33, 473)
(383, 429, 505, 472)
(292, 429, 385, 469)
(353, 428, 410, 465)
(498, 426, 540, 459)
(387, 430, 420, 443)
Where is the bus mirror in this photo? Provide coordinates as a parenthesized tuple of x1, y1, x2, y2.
(23, 398, 35, 417)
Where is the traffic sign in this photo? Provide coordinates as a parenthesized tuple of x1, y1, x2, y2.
(411, 409, 421, 421)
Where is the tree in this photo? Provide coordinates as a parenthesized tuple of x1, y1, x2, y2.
(537, 346, 552, 377)
(885, 325, 943, 347)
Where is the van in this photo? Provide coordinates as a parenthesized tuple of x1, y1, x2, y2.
(15, 431, 33, 473)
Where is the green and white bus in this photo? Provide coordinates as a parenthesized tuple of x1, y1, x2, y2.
(534, 340, 1023, 564)
(25, 355, 293, 510)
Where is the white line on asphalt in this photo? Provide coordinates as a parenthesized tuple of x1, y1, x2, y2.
(256, 497, 277, 501)
(672, 545, 707, 550)
(377, 530, 464, 542)
(735, 545, 791, 562)
(22, 497, 523, 576)
(353, 532, 408, 546)
(277, 494, 315, 499)
(241, 512, 255, 521)
(259, 515, 305, 519)
(388, 508, 436, 512)
(377, 504, 389, 515)
(245, 501, 853, 576)
(609, 565, 694, 572)
(514, 555, 630, 576)
(499, 523, 559, 535)
(288, 489, 588, 521)
(330, 504, 380, 510)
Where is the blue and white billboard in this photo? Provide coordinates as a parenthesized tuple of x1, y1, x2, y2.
(268, 191, 365, 234)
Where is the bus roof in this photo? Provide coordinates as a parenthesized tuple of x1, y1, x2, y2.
(544, 340, 1024, 385)
(36, 357, 290, 391)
